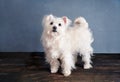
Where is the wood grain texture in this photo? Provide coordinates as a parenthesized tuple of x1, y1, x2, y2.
(0, 52, 120, 82)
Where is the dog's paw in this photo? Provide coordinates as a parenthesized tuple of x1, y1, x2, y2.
(51, 68, 58, 73)
(62, 70, 71, 77)
(84, 64, 93, 69)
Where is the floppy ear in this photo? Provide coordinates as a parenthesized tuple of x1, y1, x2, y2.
(62, 16, 71, 26)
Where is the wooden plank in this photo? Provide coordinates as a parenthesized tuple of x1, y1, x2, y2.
(0, 53, 120, 82)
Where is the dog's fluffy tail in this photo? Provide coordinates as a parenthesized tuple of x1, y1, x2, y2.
(74, 17, 88, 28)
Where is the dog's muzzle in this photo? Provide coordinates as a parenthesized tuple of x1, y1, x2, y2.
(52, 26, 57, 32)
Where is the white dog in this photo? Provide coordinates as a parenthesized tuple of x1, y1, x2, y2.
(41, 14, 94, 76)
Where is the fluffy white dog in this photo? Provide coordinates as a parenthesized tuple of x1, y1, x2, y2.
(41, 14, 94, 76)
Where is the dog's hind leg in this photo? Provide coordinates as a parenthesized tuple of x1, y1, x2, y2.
(81, 52, 92, 69)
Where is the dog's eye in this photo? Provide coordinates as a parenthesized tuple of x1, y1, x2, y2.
(50, 22, 53, 25)
(58, 23, 61, 26)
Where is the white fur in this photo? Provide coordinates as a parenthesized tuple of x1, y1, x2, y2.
(41, 14, 94, 76)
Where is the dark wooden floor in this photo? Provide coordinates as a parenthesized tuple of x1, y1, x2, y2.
(0, 52, 120, 82)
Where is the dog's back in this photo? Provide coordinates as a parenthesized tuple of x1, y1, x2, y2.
(65, 17, 94, 55)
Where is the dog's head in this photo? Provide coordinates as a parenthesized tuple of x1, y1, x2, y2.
(42, 14, 71, 36)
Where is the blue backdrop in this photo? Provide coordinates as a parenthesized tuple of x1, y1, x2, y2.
(0, 0, 120, 53)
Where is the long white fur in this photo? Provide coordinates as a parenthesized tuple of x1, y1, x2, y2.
(41, 14, 94, 76)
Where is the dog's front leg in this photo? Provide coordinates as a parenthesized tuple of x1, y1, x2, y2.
(50, 58, 60, 73)
(45, 52, 60, 73)
(61, 52, 75, 77)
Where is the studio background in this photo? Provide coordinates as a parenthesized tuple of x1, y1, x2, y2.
(0, 0, 120, 53)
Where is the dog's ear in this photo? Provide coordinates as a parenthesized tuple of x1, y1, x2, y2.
(62, 16, 67, 24)
(42, 14, 54, 27)
(62, 16, 71, 26)
(46, 14, 54, 21)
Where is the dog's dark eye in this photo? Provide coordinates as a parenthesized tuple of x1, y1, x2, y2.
(58, 23, 61, 26)
(50, 22, 53, 25)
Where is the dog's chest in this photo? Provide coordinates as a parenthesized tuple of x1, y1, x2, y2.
(45, 36, 61, 49)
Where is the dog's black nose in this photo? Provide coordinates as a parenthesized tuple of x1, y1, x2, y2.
(52, 26, 57, 32)
(53, 26, 57, 30)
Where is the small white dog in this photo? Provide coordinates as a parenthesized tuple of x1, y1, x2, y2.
(41, 14, 94, 76)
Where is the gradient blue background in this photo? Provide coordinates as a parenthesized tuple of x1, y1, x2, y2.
(0, 0, 120, 53)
